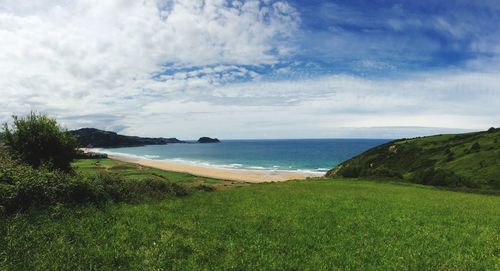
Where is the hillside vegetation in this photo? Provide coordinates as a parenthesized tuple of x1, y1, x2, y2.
(327, 128, 500, 190)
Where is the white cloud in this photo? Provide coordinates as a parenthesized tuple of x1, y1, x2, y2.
(0, 0, 299, 119)
(83, 71, 500, 139)
(1, 0, 499, 139)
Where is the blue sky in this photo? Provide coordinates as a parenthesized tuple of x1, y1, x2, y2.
(290, 0, 499, 76)
(1, 0, 499, 139)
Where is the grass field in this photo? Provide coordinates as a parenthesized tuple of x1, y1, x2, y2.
(72, 158, 245, 189)
(1, 160, 499, 270)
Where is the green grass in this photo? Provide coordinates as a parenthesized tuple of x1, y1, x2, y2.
(72, 159, 241, 188)
(2, 178, 499, 270)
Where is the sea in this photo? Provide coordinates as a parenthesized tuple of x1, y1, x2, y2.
(98, 139, 390, 174)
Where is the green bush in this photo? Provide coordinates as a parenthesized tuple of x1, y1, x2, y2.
(412, 168, 478, 188)
(488, 179, 500, 189)
(0, 152, 187, 214)
(470, 142, 481, 152)
(446, 152, 454, 162)
(3, 112, 77, 171)
(371, 167, 402, 179)
(339, 165, 363, 178)
(87, 173, 188, 203)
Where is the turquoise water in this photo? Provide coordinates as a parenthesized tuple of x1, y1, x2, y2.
(100, 139, 390, 173)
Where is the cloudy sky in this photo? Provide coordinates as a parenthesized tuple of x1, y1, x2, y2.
(1, 0, 499, 139)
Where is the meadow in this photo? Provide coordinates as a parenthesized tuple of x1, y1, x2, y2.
(1, 159, 499, 270)
(72, 158, 238, 188)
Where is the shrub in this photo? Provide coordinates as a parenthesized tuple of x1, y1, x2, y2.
(371, 167, 402, 179)
(339, 165, 363, 178)
(88, 173, 188, 203)
(488, 179, 500, 189)
(446, 152, 454, 162)
(0, 152, 187, 214)
(0, 151, 74, 212)
(470, 142, 481, 152)
(3, 112, 77, 171)
(412, 168, 477, 188)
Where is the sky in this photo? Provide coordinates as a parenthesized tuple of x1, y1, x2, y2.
(1, 0, 499, 139)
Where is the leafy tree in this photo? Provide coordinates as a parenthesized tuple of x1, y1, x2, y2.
(2, 112, 77, 171)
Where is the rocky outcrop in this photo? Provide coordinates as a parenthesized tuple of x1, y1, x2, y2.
(197, 137, 220, 143)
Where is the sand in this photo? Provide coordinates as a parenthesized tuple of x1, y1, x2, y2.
(108, 154, 323, 183)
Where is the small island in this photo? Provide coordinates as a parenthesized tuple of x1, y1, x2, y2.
(197, 137, 220, 143)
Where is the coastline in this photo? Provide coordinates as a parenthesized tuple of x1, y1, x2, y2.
(107, 154, 323, 183)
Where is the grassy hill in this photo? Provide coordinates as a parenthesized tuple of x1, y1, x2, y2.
(327, 128, 500, 190)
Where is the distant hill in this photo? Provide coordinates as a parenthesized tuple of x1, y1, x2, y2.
(327, 127, 500, 190)
(197, 137, 220, 143)
(70, 128, 185, 148)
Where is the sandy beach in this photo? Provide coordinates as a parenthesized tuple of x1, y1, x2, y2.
(108, 154, 323, 183)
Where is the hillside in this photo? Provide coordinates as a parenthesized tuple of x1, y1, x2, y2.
(70, 128, 185, 148)
(327, 127, 500, 190)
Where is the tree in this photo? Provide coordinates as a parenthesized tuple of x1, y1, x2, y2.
(3, 112, 77, 171)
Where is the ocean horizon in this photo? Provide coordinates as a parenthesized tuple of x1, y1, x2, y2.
(98, 139, 391, 174)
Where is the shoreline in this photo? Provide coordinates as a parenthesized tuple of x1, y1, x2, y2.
(106, 154, 324, 183)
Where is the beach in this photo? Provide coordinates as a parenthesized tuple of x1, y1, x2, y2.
(83, 139, 387, 183)
(108, 154, 323, 183)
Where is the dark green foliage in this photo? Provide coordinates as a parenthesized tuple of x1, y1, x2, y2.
(337, 164, 401, 179)
(328, 128, 500, 190)
(0, 152, 187, 214)
(412, 168, 477, 188)
(338, 165, 363, 178)
(488, 179, 500, 189)
(371, 167, 402, 178)
(446, 151, 454, 161)
(470, 142, 480, 152)
(3, 112, 77, 171)
(446, 152, 455, 162)
(86, 173, 188, 203)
